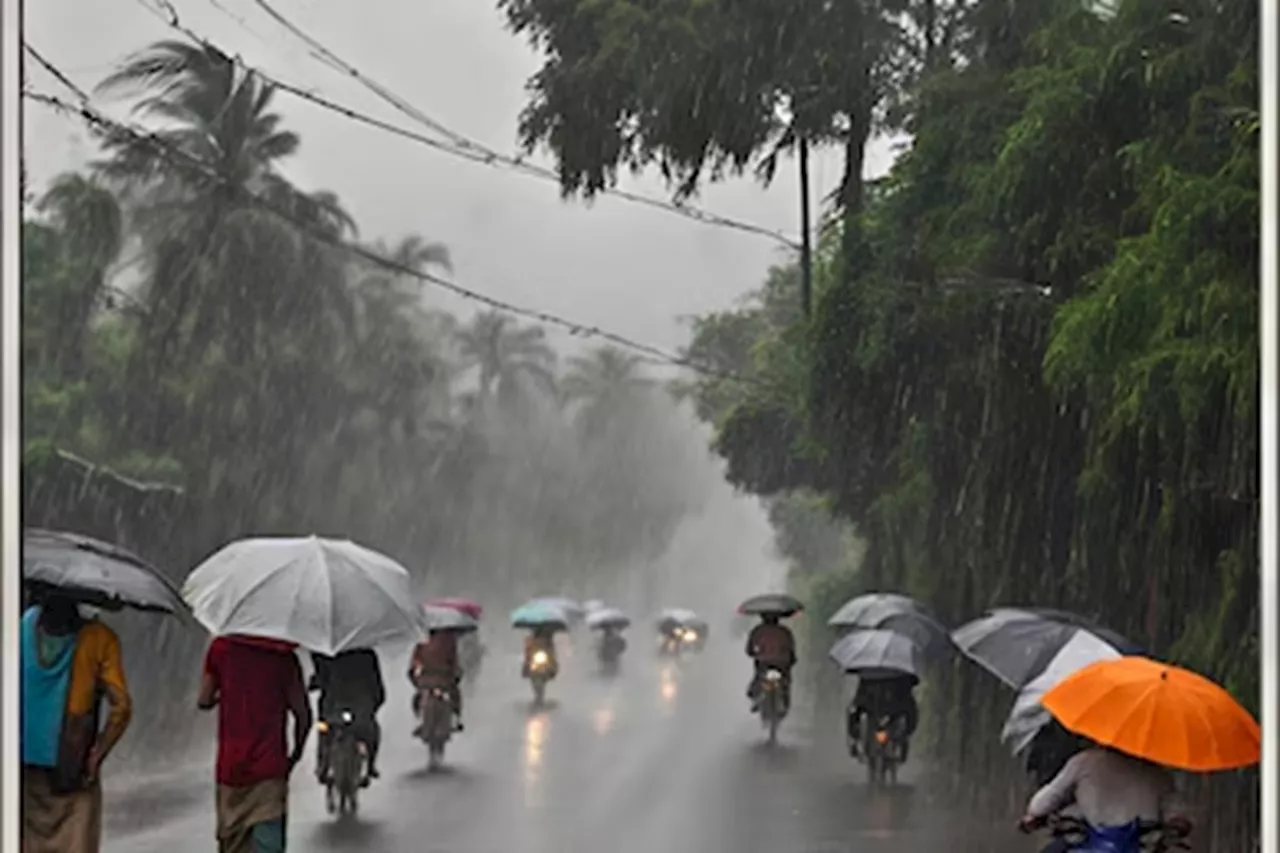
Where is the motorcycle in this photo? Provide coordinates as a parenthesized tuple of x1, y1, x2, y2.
(318, 710, 365, 816)
(757, 667, 789, 744)
(1029, 814, 1191, 853)
(860, 713, 904, 787)
(525, 647, 556, 704)
(416, 685, 454, 769)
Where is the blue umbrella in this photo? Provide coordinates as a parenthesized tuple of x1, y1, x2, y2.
(511, 601, 570, 631)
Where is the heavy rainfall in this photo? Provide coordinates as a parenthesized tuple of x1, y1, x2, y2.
(17, 0, 1260, 852)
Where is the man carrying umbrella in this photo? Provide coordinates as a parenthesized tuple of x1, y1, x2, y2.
(1019, 656, 1261, 851)
(198, 635, 311, 853)
(739, 594, 803, 712)
(21, 592, 133, 853)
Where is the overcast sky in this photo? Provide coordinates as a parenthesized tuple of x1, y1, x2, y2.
(24, 0, 898, 363)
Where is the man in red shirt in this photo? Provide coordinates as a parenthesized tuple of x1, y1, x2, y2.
(409, 629, 463, 732)
(198, 635, 311, 853)
(745, 614, 797, 710)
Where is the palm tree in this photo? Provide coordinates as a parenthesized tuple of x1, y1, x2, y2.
(30, 173, 125, 374)
(454, 311, 557, 406)
(562, 346, 654, 436)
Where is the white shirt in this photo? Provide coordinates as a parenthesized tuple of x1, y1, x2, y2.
(1027, 748, 1184, 828)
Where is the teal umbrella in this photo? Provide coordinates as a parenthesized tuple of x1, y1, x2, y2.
(511, 601, 570, 631)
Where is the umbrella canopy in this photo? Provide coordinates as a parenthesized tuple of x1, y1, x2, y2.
(421, 604, 479, 634)
(1042, 656, 1260, 772)
(511, 601, 570, 631)
(951, 609, 1127, 690)
(24, 528, 187, 615)
(997, 607, 1143, 656)
(827, 593, 921, 627)
(529, 597, 585, 623)
(424, 597, 483, 620)
(182, 536, 424, 655)
(1001, 631, 1123, 754)
(738, 593, 803, 617)
(827, 629, 924, 679)
(585, 607, 631, 630)
(828, 593, 950, 656)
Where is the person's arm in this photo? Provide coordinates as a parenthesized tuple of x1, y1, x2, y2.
(88, 628, 133, 775)
(197, 641, 221, 711)
(1025, 752, 1086, 821)
(284, 656, 312, 771)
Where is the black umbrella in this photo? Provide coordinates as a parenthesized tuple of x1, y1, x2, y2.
(1000, 607, 1143, 655)
(950, 608, 1132, 690)
(23, 528, 187, 615)
(738, 593, 803, 617)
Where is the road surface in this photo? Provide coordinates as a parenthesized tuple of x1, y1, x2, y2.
(104, 635, 1027, 853)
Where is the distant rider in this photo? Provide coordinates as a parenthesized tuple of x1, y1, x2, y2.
(523, 626, 559, 676)
(310, 648, 385, 784)
(410, 628, 464, 732)
(745, 613, 796, 710)
(1019, 745, 1191, 850)
(847, 674, 919, 761)
(599, 625, 627, 660)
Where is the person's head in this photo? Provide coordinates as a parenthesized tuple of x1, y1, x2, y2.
(37, 593, 83, 633)
(762, 614, 780, 625)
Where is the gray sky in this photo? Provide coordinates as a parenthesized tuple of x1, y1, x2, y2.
(24, 0, 897, 360)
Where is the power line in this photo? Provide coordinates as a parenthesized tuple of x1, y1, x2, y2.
(131, 0, 801, 249)
(21, 68, 754, 385)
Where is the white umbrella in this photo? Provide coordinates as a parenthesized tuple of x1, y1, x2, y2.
(1000, 630, 1123, 754)
(182, 536, 424, 655)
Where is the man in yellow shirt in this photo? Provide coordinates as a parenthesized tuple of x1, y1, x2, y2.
(21, 593, 133, 853)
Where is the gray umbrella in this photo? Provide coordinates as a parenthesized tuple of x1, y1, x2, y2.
(827, 629, 924, 679)
(738, 593, 803, 617)
(828, 593, 950, 656)
(951, 609, 1119, 690)
(23, 528, 187, 615)
(586, 607, 631, 630)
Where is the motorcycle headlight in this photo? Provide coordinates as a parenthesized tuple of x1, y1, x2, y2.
(683, 630, 698, 642)
(532, 650, 549, 666)
(316, 721, 330, 733)
(341, 710, 353, 724)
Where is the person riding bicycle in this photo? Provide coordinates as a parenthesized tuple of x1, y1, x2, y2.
(310, 648, 385, 785)
(745, 613, 796, 710)
(847, 674, 919, 761)
(409, 628, 464, 733)
(1019, 744, 1191, 851)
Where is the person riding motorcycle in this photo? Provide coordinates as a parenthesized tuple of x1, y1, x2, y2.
(598, 626, 627, 661)
(310, 648, 385, 785)
(745, 613, 796, 710)
(409, 628, 464, 733)
(523, 626, 559, 677)
(846, 674, 919, 761)
(1019, 744, 1191, 852)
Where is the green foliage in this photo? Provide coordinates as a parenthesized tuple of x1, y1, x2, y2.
(680, 0, 1258, 846)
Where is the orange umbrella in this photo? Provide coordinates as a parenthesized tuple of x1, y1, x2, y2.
(1040, 656, 1259, 772)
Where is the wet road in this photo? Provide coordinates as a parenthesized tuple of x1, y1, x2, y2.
(104, 636, 1025, 853)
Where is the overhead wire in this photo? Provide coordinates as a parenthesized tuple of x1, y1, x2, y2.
(131, 0, 802, 249)
(21, 47, 756, 384)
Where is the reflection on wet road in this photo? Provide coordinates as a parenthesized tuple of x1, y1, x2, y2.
(104, 639, 1020, 853)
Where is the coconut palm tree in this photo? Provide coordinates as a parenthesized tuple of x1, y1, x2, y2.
(562, 345, 654, 435)
(454, 311, 557, 406)
(29, 173, 125, 375)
